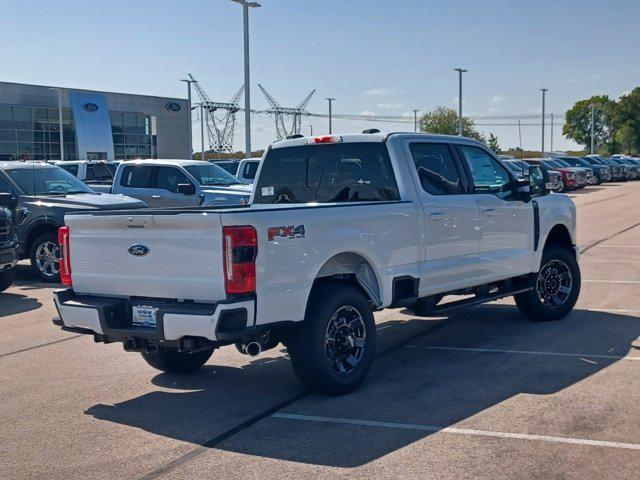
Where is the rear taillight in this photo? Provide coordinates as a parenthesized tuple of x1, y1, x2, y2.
(58, 226, 72, 286)
(222, 226, 257, 295)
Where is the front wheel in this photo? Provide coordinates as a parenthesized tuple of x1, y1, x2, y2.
(141, 347, 214, 373)
(29, 232, 61, 283)
(288, 283, 376, 395)
(515, 245, 581, 321)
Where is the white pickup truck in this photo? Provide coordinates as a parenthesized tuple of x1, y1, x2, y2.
(53, 132, 580, 394)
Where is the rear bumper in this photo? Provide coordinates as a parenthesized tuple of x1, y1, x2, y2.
(53, 289, 255, 345)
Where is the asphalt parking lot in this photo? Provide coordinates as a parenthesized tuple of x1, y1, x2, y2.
(2, 183, 640, 480)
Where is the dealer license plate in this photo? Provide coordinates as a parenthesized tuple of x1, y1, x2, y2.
(132, 304, 158, 328)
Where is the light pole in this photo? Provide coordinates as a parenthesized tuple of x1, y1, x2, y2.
(49, 87, 64, 160)
(590, 104, 595, 154)
(518, 118, 523, 158)
(550, 113, 554, 152)
(454, 68, 467, 136)
(310, 125, 313, 136)
(326, 97, 335, 134)
(413, 109, 419, 132)
(231, 0, 261, 158)
(540, 88, 548, 156)
(180, 78, 196, 158)
(197, 104, 206, 160)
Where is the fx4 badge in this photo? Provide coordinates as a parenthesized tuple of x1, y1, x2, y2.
(268, 225, 305, 241)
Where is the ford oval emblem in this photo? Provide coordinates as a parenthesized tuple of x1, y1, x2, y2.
(128, 244, 150, 257)
(166, 102, 181, 112)
(82, 102, 99, 112)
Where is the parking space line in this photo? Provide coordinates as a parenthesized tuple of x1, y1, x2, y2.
(0, 335, 83, 359)
(272, 413, 640, 451)
(583, 279, 640, 284)
(404, 345, 640, 361)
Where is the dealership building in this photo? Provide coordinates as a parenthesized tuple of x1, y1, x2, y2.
(0, 81, 190, 161)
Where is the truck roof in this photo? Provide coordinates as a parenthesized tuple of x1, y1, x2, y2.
(0, 161, 57, 170)
(270, 132, 486, 149)
(117, 159, 207, 168)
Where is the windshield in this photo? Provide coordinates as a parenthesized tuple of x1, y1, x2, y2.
(7, 166, 93, 195)
(555, 159, 572, 168)
(184, 163, 241, 186)
(542, 160, 559, 169)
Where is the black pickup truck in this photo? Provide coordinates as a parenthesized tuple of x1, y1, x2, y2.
(0, 197, 17, 292)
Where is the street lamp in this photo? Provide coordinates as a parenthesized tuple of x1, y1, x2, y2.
(195, 104, 206, 160)
(49, 87, 64, 160)
(231, 0, 261, 158)
(590, 104, 595, 155)
(541, 88, 548, 156)
(326, 97, 335, 134)
(413, 109, 420, 133)
(180, 78, 196, 158)
(454, 68, 467, 136)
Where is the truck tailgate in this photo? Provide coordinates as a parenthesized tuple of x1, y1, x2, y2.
(65, 212, 226, 302)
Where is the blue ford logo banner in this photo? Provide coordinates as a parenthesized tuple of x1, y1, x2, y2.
(128, 244, 150, 257)
(166, 102, 181, 112)
(82, 102, 99, 112)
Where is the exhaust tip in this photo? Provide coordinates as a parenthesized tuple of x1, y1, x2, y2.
(245, 342, 262, 357)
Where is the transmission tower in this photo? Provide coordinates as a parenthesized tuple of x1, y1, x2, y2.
(188, 74, 244, 154)
(258, 84, 316, 140)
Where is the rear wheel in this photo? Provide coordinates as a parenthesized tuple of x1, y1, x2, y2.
(0, 268, 15, 292)
(515, 245, 580, 321)
(141, 347, 214, 373)
(29, 232, 61, 283)
(288, 283, 376, 395)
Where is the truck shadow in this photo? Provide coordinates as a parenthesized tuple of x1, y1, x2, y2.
(85, 306, 640, 468)
(0, 292, 42, 318)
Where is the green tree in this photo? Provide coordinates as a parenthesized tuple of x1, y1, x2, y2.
(614, 88, 640, 155)
(487, 133, 501, 154)
(419, 106, 485, 141)
(563, 95, 617, 154)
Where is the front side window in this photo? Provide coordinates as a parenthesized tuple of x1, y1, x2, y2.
(120, 165, 153, 188)
(409, 143, 463, 195)
(254, 143, 400, 204)
(459, 146, 512, 197)
(6, 166, 92, 195)
(155, 167, 192, 193)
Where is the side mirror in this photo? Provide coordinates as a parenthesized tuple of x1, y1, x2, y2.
(0, 192, 15, 208)
(528, 165, 550, 197)
(177, 183, 196, 195)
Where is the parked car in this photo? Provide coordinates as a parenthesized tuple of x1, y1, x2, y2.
(213, 160, 240, 176)
(505, 159, 563, 192)
(583, 156, 620, 181)
(545, 159, 589, 188)
(549, 157, 596, 185)
(608, 157, 639, 180)
(54, 133, 580, 394)
(0, 161, 146, 282)
(111, 159, 252, 208)
(553, 156, 610, 184)
(54, 160, 119, 193)
(236, 158, 261, 184)
(525, 158, 577, 191)
(0, 199, 17, 292)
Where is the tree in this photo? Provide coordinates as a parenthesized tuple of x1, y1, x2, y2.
(488, 133, 501, 154)
(419, 106, 485, 141)
(563, 95, 617, 154)
(614, 88, 640, 155)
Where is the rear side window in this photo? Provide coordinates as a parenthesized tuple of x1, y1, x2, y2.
(242, 161, 259, 180)
(409, 143, 463, 195)
(87, 163, 114, 181)
(253, 143, 400, 204)
(120, 165, 153, 188)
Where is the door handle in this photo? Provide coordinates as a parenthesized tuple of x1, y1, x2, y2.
(483, 208, 499, 216)
(427, 211, 446, 221)
(151, 195, 163, 199)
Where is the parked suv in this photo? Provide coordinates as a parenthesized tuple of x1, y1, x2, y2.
(54, 160, 119, 193)
(0, 198, 17, 292)
(505, 159, 563, 192)
(111, 159, 252, 208)
(0, 161, 146, 282)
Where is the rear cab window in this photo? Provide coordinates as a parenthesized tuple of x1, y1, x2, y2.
(242, 161, 260, 180)
(253, 142, 400, 204)
(59, 164, 79, 177)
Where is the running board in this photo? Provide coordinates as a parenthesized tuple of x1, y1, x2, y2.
(413, 286, 533, 317)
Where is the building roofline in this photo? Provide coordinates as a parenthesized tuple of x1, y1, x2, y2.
(0, 80, 186, 102)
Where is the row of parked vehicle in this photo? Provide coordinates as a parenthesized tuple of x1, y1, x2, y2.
(500, 153, 640, 192)
(0, 157, 261, 286)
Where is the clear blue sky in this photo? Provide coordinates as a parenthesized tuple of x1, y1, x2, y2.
(2, 0, 639, 152)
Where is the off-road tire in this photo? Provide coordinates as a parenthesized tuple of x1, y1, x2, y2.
(288, 283, 376, 395)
